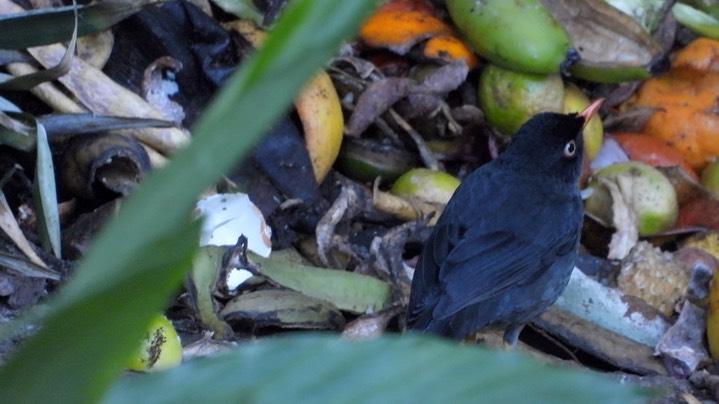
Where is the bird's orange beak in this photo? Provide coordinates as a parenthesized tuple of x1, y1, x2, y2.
(578, 98, 604, 129)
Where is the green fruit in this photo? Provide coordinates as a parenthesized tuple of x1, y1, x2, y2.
(585, 162, 678, 235)
(335, 138, 418, 183)
(126, 314, 183, 372)
(391, 168, 460, 205)
(701, 160, 719, 198)
(479, 64, 564, 135)
(446, 0, 572, 74)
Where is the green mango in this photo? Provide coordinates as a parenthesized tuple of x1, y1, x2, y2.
(447, 0, 573, 74)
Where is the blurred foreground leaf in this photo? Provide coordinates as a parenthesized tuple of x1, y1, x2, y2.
(105, 334, 648, 404)
(0, 1, 380, 402)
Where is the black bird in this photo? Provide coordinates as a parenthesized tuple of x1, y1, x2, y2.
(406, 100, 603, 345)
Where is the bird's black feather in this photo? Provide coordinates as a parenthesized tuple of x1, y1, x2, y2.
(406, 112, 587, 342)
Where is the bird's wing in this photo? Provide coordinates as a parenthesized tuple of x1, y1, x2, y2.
(431, 222, 578, 321)
(406, 223, 464, 326)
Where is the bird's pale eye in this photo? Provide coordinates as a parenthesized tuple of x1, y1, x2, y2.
(563, 140, 577, 158)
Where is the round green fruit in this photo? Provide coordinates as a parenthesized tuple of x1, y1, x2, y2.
(391, 168, 460, 205)
(585, 161, 678, 235)
(126, 313, 182, 372)
(479, 64, 564, 135)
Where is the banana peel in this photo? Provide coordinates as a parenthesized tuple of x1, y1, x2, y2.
(225, 19, 344, 183)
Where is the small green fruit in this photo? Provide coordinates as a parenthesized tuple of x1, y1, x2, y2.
(391, 168, 460, 205)
(479, 64, 564, 135)
(585, 161, 678, 235)
(126, 313, 182, 372)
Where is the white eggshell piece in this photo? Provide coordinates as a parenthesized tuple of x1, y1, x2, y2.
(196, 193, 272, 257)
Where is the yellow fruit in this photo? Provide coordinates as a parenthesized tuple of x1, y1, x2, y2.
(391, 168, 460, 205)
(126, 313, 182, 372)
(295, 71, 344, 183)
(223, 20, 343, 184)
(479, 64, 564, 135)
(563, 83, 604, 159)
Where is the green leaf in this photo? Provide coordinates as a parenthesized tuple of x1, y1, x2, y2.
(219, 289, 345, 330)
(104, 334, 649, 403)
(0, 1, 380, 402)
(252, 252, 392, 314)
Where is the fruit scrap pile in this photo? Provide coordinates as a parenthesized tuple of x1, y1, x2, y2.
(323, 0, 719, 388)
(9, 0, 719, 391)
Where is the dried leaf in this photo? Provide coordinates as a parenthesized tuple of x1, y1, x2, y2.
(345, 77, 415, 136)
(0, 192, 47, 270)
(220, 289, 345, 331)
(26, 41, 190, 154)
(541, 0, 665, 82)
(141, 57, 185, 125)
(656, 301, 708, 377)
(0, 251, 59, 280)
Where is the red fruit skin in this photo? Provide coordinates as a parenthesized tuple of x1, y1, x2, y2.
(612, 133, 698, 181)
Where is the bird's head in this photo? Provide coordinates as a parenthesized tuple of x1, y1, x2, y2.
(498, 99, 603, 183)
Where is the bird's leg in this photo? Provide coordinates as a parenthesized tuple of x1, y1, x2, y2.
(502, 324, 524, 348)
